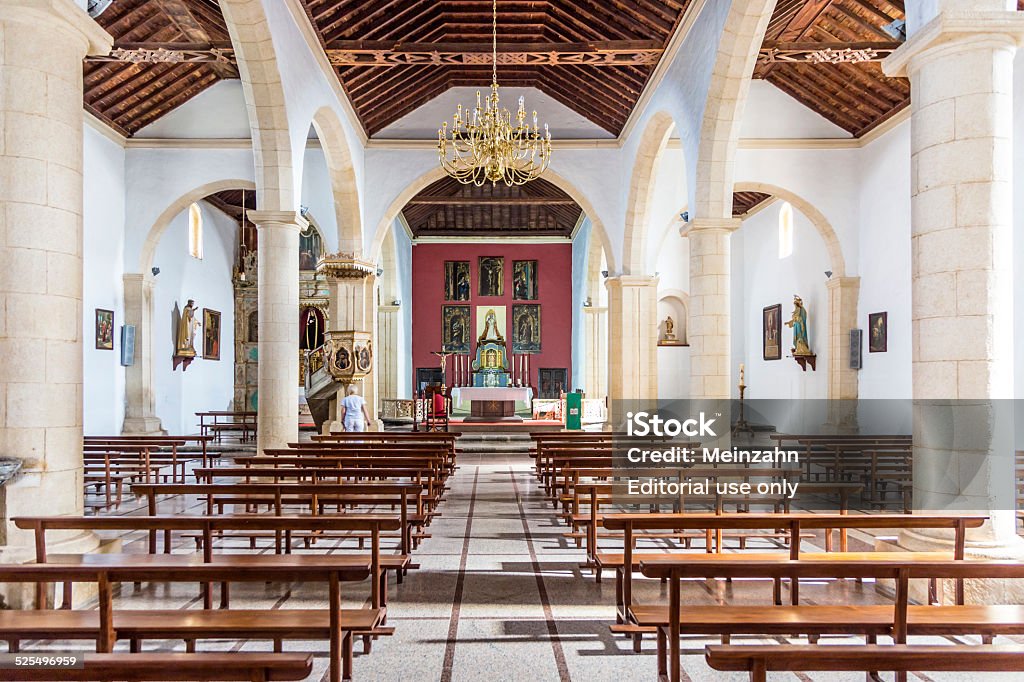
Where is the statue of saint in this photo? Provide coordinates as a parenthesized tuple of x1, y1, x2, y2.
(176, 300, 200, 356)
(785, 295, 812, 356)
(479, 308, 502, 341)
(664, 316, 675, 340)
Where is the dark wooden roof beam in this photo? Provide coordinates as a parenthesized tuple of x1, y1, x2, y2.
(407, 196, 579, 205)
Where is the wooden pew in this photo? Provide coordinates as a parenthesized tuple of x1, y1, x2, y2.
(640, 557, 1024, 682)
(130, 482, 424, 554)
(705, 644, 1024, 682)
(196, 411, 256, 443)
(15, 515, 405, 610)
(602, 513, 984, 628)
(0, 652, 314, 681)
(0, 557, 381, 682)
(85, 435, 215, 471)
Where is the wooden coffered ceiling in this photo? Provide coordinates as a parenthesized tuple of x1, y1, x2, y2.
(84, 1, 998, 142)
(298, 0, 693, 136)
(755, 0, 910, 137)
(732, 191, 772, 219)
(401, 177, 582, 238)
(84, 0, 233, 136)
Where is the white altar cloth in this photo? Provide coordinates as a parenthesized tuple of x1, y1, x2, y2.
(451, 387, 533, 408)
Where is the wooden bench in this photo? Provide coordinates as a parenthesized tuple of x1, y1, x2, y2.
(602, 513, 985, 628)
(705, 644, 1024, 682)
(197, 411, 256, 443)
(0, 652, 313, 681)
(130, 482, 425, 554)
(15, 514, 406, 610)
(640, 557, 1024, 682)
(0, 557, 383, 682)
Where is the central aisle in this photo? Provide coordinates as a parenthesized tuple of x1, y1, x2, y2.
(359, 451, 650, 681)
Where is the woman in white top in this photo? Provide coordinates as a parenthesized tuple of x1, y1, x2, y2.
(340, 385, 371, 432)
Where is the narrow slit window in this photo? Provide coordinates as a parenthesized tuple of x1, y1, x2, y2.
(778, 201, 793, 259)
(188, 203, 204, 260)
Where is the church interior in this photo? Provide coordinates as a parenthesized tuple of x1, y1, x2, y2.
(2, 0, 1024, 679)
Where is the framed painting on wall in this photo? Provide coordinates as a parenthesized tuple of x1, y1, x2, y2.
(512, 304, 541, 353)
(442, 305, 471, 353)
(869, 312, 888, 353)
(95, 309, 114, 350)
(762, 304, 781, 361)
(478, 256, 504, 297)
(444, 261, 471, 301)
(203, 308, 221, 360)
(512, 260, 538, 300)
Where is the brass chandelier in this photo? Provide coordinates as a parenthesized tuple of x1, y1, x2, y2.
(437, 0, 552, 186)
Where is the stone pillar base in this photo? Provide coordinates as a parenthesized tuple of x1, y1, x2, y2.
(122, 416, 166, 436)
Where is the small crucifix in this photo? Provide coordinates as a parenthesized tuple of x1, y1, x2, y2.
(432, 350, 454, 388)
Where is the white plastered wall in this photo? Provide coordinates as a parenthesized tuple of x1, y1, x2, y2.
(151, 201, 237, 434)
(82, 124, 127, 434)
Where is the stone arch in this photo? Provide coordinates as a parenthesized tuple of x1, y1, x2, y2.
(220, 0, 294, 212)
(310, 106, 362, 256)
(623, 110, 676, 275)
(138, 179, 256, 273)
(368, 166, 618, 274)
(693, 0, 776, 220)
(733, 181, 848, 278)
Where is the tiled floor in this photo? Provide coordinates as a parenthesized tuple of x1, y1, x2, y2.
(42, 451, 1024, 680)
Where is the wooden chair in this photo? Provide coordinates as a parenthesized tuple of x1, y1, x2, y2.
(420, 385, 451, 432)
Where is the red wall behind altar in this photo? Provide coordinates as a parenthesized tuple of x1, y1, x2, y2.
(411, 242, 573, 390)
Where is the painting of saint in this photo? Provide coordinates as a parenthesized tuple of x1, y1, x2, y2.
(95, 309, 114, 350)
(299, 224, 322, 271)
(869, 311, 888, 353)
(444, 261, 471, 301)
(762, 304, 781, 361)
(335, 346, 351, 372)
(512, 304, 541, 353)
(355, 343, 372, 372)
(478, 256, 504, 297)
(442, 305, 471, 353)
(202, 309, 221, 360)
(513, 260, 538, 300)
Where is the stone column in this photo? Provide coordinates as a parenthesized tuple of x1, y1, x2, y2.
(322, 258, 380, 431)
(684, 219, 739, 399)
(820, 276, 861, 432)
(583, 305, 608, 402)
(248, 211, 305, 453)
(885, 4, 1024, 561)
(606, 276, 658, 425)
(0, 1, 111, 561)
(121, 273, 165, 434)
(376, 304, 400, 401)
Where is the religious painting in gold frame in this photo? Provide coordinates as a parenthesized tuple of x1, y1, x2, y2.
(202, 308, 221, 360)
(443, 305, 471, 353)
(478, 256, 504, 297)
(444, 261, 471, 301)
(512, 260, 538, 300)
(512, 304, 541, 353)
(869, 311, 888, 353)
(763, 304, 781, 361)
(95, 309, 114, 350)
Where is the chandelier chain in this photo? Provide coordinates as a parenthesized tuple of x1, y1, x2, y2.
(437, 0, 552, 186)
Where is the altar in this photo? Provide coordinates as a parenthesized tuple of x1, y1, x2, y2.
(452, 386, 533, 420)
